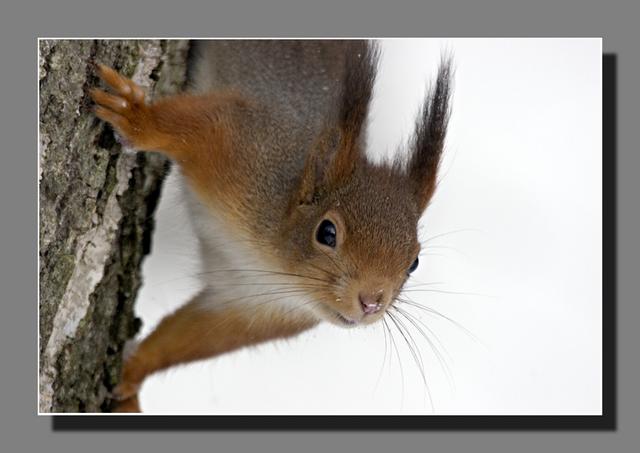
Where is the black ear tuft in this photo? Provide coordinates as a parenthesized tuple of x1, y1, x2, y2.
(317, 41, 380, 187)
(293, 41, 381, 208)
(409, 55, 453, 211)
(339, 40, 381, 142)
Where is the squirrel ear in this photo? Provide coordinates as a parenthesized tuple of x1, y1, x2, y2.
(328, 41, 380, 184)
(296, 133, 330, 205)
(337, 41, 379, 146)
(408, 57, 453, 212)
(295, 128, 345, 205)
(295, 41, 380, 205)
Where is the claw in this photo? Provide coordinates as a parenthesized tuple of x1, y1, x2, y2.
(96, 63, 133, 96)
(90, 64, 150, 150)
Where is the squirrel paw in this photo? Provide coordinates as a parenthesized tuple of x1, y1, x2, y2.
(112, 354, 143, 401)
(112, 394, 141, 413)
(112, 379, 141, 402)
(89, 64, 152, 150)
(111, 353, 144, 412)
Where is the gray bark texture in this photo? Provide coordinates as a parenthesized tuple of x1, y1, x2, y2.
(38, 39, 189, 413)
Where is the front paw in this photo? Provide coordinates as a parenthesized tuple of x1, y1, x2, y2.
(112, 379, 140, 402)
(112, 352, 145, 402)
(89, 64, 153, 150)
(112, 394, 142, 413)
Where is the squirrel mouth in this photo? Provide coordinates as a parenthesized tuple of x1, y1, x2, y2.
(318, 304, 359, 327)
(335, 312, 358, 326)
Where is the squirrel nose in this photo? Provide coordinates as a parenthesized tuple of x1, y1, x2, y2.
(359, 291, 384, 315)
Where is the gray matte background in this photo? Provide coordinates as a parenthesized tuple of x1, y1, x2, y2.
(1, 0, 635, 452)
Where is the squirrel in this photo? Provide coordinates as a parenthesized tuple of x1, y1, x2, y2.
(90, 40, 452, 412)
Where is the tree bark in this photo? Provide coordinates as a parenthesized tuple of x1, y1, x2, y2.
(38, 39, 189, 413)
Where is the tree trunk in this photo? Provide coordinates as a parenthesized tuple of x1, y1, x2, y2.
(38, 39, 189, 413)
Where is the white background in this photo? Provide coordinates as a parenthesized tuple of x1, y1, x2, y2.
(135, 38, 602, 414)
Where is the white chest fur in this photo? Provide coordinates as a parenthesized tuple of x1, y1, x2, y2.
(179, 178, 318, 320)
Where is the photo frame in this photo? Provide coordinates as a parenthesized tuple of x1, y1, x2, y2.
(38, 39, 613, 429)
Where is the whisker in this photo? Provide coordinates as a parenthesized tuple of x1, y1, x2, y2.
(420, 228, 482, 246)
(387, 310, 434, 411)
(418, 253, 447, 258)
(215, 288, 317, 309)
(394, 304, 454, 365)
(403, 281, 445, 289)
(199, 281, 327, 290)
(392, 305, 455, 391)
(388, 311, 427, 385)
(401, 288, 492, 298)
(278, 298, 321, 318)
(373, 319, 390, 394)
(194, 268, 331, 284)
(212, 293, 322, 335)
(396, 296, 485, 347)
(383, 315, 404, 409)
(421, 244, 470, 259)
(199, 293, 316, 338)
(316, 246, 351, 280)
(303, 259, 342, 282)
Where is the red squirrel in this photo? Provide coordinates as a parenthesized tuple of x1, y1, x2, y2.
(90, 40, 452, 412)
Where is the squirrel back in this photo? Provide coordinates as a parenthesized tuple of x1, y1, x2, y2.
(187, 40, 349, 134)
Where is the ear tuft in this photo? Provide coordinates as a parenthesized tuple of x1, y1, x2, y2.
(408, 55, 453, 211)
(294, 42, 381, 207)
(325, 41, 380, 188)
(339, 41, 381, 140)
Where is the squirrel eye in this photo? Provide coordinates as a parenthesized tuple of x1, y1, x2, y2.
(408, 257, 419, 274)
(316, 219, 337, 248)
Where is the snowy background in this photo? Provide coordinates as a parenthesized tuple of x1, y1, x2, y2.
(134, 38, 602, 414)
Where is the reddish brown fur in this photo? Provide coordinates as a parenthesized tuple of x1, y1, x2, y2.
(114, 291, 316, 412)
(90, 43, 451, 412)
(92, 64, 257, 223)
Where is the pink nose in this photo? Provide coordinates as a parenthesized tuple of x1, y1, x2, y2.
(359, 292, 383, 315)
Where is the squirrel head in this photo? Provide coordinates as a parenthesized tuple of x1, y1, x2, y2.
(279, 43, 453, 327)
